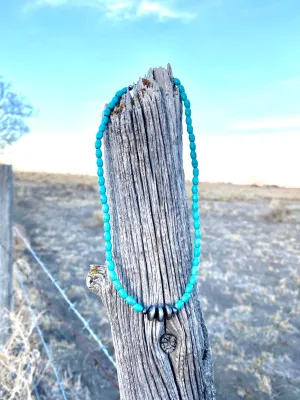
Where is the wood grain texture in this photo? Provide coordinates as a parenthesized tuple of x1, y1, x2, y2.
(86, 64, 215, 400)
(0, 164, 13, 348)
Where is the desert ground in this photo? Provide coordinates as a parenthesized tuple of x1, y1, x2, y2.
(1, 171, 300, 400)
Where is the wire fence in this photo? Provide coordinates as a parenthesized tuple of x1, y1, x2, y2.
(14, 259, 119, 388)
(0, 226, 119, 399)
(13, 226, 117, 369)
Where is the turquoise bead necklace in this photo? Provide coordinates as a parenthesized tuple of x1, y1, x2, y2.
(94, 77, 201, 322)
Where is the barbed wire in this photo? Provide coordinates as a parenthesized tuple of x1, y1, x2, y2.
(28, 281, 118, 387)
(0, 237, 119, 390)
(44, 300, 118, 388)
(15, 267, 68, 400)
(13, 226, 117, 369)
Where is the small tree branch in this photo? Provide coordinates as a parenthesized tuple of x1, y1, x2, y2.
(0, 77, 34, 150)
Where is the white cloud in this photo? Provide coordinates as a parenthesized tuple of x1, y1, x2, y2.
(231, 116, 300, 131)
(107, 1, 134, 11)
(136, 1, 195, 21)
(27, 0, 196, 22)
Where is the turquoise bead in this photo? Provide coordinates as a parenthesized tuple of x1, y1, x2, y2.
(115, 90, 123, 97)
(112, 96, 119, 103)
(173, 78, 181, 85)
(104, 231, 111, 241)
(100, 194, 107, 203)
(102, 116, 109, 124)
(108, 100, 117, 110)
(125, 296, 136, 306)
(187, 125, 193, 134)
(189, 134, 195, 142)
(193, 211, 199, 220)
(97, 159, 104, 168)
(194, 248, 200, 257)
(99, 185, 106, 194)
(193, 211, 200, 221)
(175, 300, 184, 310)
(107, 263, 115, 272)
(99, 123, 106, 131)
(98, 176, 105, 185)
(192, 186, 198, 194)
(104, 108, 111, 116)
(105, 241, 112, 250)
(190, 142, 196, 151)
(100, 194, 107, 204)
(190, 151, 197, 160)
(95, 140, 101, 149)
(178, 85, 185, 93)
(104, 222, 111, 232)
(96, 149, 102, 158)
(182, 293, 190, 303)
(96, 131, 103, 139)
(97, 167, 104, 175)
(194, 220, 200, 229)
(109, 271, 117, 281)
(192, 194, 198, 202)
(102, 204, 109, 213)
(181, 92, 187, 101)
(103, 212, 110, 222)
(184, 99, 190, 108)
(195, 229, 201, 238)
(195, 238, 201, 247)
(192, 176, 198, 185)
(133, 303, 143, 312)
(118, 289, 127, 299)
(191, 265, 199, 275)
(192, 160, 198, 168)
(193, 256, 200, 266)
(113, 280, 122, 290)
(186, 117, 192, 125)
(192, 203, 198, 211)
(185, 283, 194, 293)
(193, 168, 199, 176)
(185, 108, 191, 117)
(107, 260, 115, 271)
(190, 275, 197, 284)
(121, 87, 127, 94)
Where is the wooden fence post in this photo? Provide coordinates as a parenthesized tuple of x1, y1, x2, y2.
(86, 64, 215, 399)
(0, 164, 14, 348)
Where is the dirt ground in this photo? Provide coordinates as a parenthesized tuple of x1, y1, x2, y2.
(8, 171, 300, 399)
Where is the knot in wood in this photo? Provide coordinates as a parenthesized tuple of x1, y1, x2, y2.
(160, 333, 177, 354)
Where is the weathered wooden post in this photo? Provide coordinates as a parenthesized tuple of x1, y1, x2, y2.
(86, 64, 215, 399)
(0, 164, 13, 348)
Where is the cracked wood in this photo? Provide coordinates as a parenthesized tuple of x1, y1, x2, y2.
(86, 64, 215, 400)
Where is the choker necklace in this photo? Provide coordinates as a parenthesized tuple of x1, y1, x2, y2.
(94, 76, 201, 322)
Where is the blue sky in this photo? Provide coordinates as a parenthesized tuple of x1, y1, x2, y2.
(1, 0, 300, 139)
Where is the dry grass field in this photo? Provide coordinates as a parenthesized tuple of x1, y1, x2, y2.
(1, 171, 300, 400)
